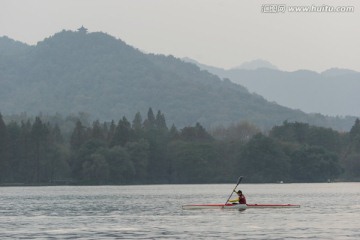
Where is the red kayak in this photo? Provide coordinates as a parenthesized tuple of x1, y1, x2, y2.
(247, 204, 300, 208)
(182, 203, 247, 210)
(182, 203, 300, 210)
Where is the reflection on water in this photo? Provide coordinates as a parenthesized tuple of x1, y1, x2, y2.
(0, 183, 359, 239)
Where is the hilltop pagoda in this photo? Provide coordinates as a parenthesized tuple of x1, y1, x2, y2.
(77, 25, 88, 33)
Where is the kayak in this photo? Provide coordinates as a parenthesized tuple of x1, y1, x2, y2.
(247, 204, 300, 208)
(182, 203, 300, 210)
(182, 203, 247, 210)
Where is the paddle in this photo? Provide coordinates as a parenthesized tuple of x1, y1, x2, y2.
(224, 176, 243, 206)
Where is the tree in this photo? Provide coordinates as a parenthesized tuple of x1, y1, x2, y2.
(211, 122, 260, 142)
(91, 120, 105, 140)
(341, 119, 360, 180)
(50, 124, 64, 144)
(169, 124, 179, 140)
(270, 121, 342, 153)
(3, 122, 26, 182)
(180, 123, 213, 142)
(168, 141, 218, 183)
(306, 126, 341, 153)
(82, 153, 109, 184)
(132, 112, 145, 141)
(132, 112, 143, 131)
(290, 146, 342, 182)
(270, 121, 310, 144)
(31, 117, 50, 183)
(46, 143, 71, 183)
(0, 113, 6, 148)
(349, 118, 360, 153)
(143, 107, 155, 130)
(126, 139, 149, 182)
(349, 118, 360, 141)
(106, 120, 116, 143)
(71, 139, 107, 182)
(0, 113, 7, 182)
(145, 126, 170, 183)
(18, 120, 33, 183)
(70, 120, 88, 151)
(342, 154, 360, 180)
(105, 146, 135, 183)
(155, 110, 167, 130)
(111, 117, 133, 147)
(240, 134, 290, 183)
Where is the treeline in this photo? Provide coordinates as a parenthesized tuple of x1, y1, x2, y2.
(0, 109, 360, 185)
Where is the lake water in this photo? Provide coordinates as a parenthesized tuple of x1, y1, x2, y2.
(0, 183, 359, 239)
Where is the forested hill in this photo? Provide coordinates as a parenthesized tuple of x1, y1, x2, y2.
(0, 36, 30, 56)
(0, 30, 355, 130)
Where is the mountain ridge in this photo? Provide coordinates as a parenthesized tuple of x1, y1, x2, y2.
(0, 30, 356, 131)
(183, 57, 360, 117)
(231, 59, 278, 70)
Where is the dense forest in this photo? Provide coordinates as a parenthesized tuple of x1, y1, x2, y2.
(1, 109, 359, 185)
(0, 30, 357, 131)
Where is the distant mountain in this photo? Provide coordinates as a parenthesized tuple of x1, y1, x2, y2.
(321, 68, 359, 77)
(184, 58, 360, 118)
(181, 57, 229, 80)
(232, 59, 278, 70)
(0, 29, 356, 130)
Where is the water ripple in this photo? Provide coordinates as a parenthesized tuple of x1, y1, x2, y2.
(0, 183, 359, 239)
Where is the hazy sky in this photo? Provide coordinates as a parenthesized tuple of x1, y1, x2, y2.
(1, 0, 359, 72)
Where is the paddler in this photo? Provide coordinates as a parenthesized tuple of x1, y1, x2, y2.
(236, 190, 246, 204)
(229, 190, 247, 204)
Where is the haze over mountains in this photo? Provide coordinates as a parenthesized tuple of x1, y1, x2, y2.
(184, 58, 360, 117)
(232, 59, 278, 71)
(0, 29, 357, 131)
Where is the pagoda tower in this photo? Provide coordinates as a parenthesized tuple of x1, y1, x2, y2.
(77, 25, 88, 33)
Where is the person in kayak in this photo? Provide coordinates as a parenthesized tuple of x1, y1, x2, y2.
(235, 190, 246, 204)
(229, 190, 246, 204)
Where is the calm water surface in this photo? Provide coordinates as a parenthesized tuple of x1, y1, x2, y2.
(0, 183, 359, 239)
